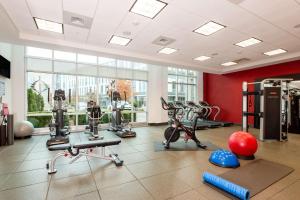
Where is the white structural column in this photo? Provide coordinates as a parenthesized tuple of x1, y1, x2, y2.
(147, 65, 168, 124)
(0, 42, 12, 107)
(198, 72, 204, 101)
(11, 45, 26, 123)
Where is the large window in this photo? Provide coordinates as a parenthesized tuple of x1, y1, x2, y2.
(168, 67, 198, 103)
(26, 47, 148, 129)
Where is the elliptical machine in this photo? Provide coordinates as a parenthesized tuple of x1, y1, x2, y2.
(108, 90, 136, 138)
(46, 89, 70, 147)
(160, 97, 206, 149)
(85, 100, 104, 140)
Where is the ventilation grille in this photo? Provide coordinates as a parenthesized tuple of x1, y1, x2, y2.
(63, 11, 93, 29)
(233, 58, 250, 63)
(152, 36, 176, 46)
(227, 0, 246, 4)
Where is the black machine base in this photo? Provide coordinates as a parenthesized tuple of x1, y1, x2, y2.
(84, 131, 104, 141)
(110, 154, 124, 166)
(46, 136, 69, 147)
(116, 130, 136, 138)
(162, 140, 207, 149)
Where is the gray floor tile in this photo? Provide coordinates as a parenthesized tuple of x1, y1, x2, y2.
(99, 180, 153, 200)
(0, 126, 298, 200)
(140, 173, 192, 200)
(51, 161, 91, 180)
(47, 174, 97, 200)
(0, 161, 22, 175)
(16, 158, 49, 172)
(63, 191, 101, 200)
(93, 166, 136, 189)
(0, 168, 49, 190)
(0, 182, 48, 200)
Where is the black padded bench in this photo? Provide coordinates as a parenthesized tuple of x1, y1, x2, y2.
(46, 139, 123, 174)
(48, 139, 121, 151)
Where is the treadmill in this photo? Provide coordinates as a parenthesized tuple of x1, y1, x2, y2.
(172, 101, 208, 130)
(199, 101, 233, 127)
(186, 101, 222, 128)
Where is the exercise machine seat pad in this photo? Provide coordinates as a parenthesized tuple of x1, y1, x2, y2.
(73, 139, 121, 149)
(48, 143, 71, 151)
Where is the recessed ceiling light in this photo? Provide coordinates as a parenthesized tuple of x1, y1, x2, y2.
(34, 17, 63, 33)
(194, 56, 211, 61)
(193, 21, 225, 36)
(221, 61, 237, 66)
(130, 0, 167, 19)
(109, 35, 132, 46)
(158, 47, 177, 54)
(264, 49, 287, 56)
(235, 37, 262, 48)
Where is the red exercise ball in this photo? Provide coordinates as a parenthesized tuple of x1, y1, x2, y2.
(228, 131, 258, 157)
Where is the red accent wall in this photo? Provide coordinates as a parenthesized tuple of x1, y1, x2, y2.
(203, 60, 300, 124)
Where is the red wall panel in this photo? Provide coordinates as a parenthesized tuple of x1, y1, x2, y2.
(203, 60, 300, 124)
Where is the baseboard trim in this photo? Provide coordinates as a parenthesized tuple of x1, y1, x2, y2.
(148, 122, 168, 126)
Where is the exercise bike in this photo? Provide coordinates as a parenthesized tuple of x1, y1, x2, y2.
(160, 97, 206, 149)
(108, 90, 136, 138)
(46, 89, 70, 147)
(84, 100, 105, 140)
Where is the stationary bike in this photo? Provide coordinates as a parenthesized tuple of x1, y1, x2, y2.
(46, 89, 70, 147)
(160, 97, 206, 149)
(85, 100, 104, 140)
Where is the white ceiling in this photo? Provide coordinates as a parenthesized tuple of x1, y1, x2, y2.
(0, 0, 300, 74)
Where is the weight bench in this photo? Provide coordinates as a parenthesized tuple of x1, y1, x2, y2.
(46, 139, 123, 174)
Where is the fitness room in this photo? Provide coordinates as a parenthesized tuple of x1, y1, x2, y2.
(0, 0, 300, 200)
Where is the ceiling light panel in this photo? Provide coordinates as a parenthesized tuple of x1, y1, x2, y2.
(130, 0, 167, 19)
(109, 35, 131, 46)
(34, 18, 63, 33)
(194, 21, 225, 36)
(235, 37, 262, 47)
(194, 56, 211, 61)
(264, 49, 287, 56)
(158, 47, 177, 54)
(221, 61, 237, 66)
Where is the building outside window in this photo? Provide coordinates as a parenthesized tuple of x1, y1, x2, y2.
(25, 46, 148, 130)
(167, 67, 198, 103)
(26, 47, 198, 131)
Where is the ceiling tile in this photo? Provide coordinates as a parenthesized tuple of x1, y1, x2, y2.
(240, 0, 300, 37)
(63, 0, 98, 18)
(64, 24, 89, 42)
(114, 12, 152, 39)
(1, 0, 37, 32)
(27, 0, 63, 22)
(1, 0, 300, 73)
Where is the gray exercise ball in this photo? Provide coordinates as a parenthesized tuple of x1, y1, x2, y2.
(14, 121, 34, 137)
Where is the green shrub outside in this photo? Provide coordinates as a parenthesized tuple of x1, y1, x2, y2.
(27, 116, 52, 128)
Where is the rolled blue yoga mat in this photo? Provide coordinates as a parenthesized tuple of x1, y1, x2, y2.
(202, 172, 250, 200)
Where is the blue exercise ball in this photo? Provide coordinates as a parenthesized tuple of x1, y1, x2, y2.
(209, 149, 240, 168)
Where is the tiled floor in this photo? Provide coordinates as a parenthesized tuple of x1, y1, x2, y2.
(0, 125, 299, 200)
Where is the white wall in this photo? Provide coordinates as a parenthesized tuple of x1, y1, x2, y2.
(0, 42, 12, 109)
(10, 45, 26, 123)
(0, 43, 26, 124)
(198, 71, 204, 101)
(147, 65, 169, 123)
